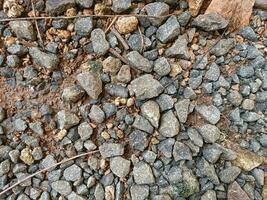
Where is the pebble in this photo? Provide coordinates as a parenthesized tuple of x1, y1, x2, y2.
(117, 65, 131, 83)
(99, 143, 124, 158)
(174, 99, 190, 123)
(156, 94, 174, 111)
(241, 99, 255, 110)
(198, 124, 221, 143)
(89, 105, 105, 124)
(115, 16, 138, 34)
(133, 161, 155, 184)
(91, 28, 109, 55)
(0, 160, 10, 176)
(110, 156, 131, 178)
(112, 0, 131, 13)
(156, 16, 180, 43)
(195, 105, 221, 124)
(130, 185, 149, 200)
(105, 84, 129, 98)
(205, 62, 220, 81)
(211, 38, 235, 56)
(133, 115, 154, 134)
(129, 74, 164, 100)
(219, 166, 241, 183)
(203, 144, 222, 163)
(78, 122, 93, 141)
(74, 17, 93, 36)
(20, 148, 34, 165)
(141, 100, 160, 128)
(102, 56, 122, 75)
(129, 130, 148, 151)
(173, 141, 192, 161)
(76, 72, 103, 99)
(227, 90, 243, 106)
(56, 110, 80, 130)
(238, 26, 257, 41)
(159, 110, 180, 137)
(154, 57, 171, 76)
(192, 13, 228, 31)
(63, 164, 82, 181)
(14, 118, 27, 132)
(237, 64, 255, 78)
(165, 34, 190, 59)
(126, 51, 152, 72)
(201, 190, 217, 200)
(51, 180, 72, 196)
(62, 85, 85, 102)
(9, 21, 36, 40)
(144, 2, 170, 26)
(227, 181, 250, 200)
(187, 128, 203, 147)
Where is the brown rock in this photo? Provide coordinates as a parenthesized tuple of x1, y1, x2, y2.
(188, 0, 205, 16)
(255, 0, 267, 10)
(227, 181, 250, 200)
(115, 16, 138, 34)
(205, 0, 255, 31)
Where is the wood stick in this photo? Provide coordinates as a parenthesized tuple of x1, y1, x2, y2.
(31, 0, 44, 49)
(109, 48, 129, 65)
(111, 26, 129, 51)
(0, 13, 175, 23)
(0, 150, 99, 197)
(105, 16, 118, 34)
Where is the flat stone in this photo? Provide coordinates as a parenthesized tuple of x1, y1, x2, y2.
(46, 0, 75, 16)
(141, 100, 160, 128)
(99, 143, 124, 158)
(156, 16, 180, 43)
(133, 161, 155, 184)
(76, 72, 102, 99)
(29, 47, 59, 70)
(110, 156, 131, 178)
(165, 34, 190, 59)
(195, 105, 221, 124)
(227, 181, 250, 200)
(192, 13, 228, 31)
(198, 124, 221, 143)
(9, 21, 36, 40)
(154, 57, 171, 76)
(159, 110, 180, 137)
(173, 141, 192, 161)
(51, 180, 72, 196)
(174, 99, 190, 123)
(126, 51, 152, 72)
(56, 110, 80, 130)
(129, 74, 164, 100)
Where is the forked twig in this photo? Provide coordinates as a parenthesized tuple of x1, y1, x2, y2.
(0, 150, 99, 196)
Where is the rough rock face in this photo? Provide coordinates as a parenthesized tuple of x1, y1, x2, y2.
(192, 13, 228, 31)
(227, 181, 250, 200)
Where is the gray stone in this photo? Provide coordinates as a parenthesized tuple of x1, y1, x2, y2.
(203, 144, 222, 163)
(159, 110, 180, 137)
(76, 0, 93, 8)
(227, 181, 250, 200)
(130, 185, 149, 200)
(7, 44, 28, 55)
(256, 91, 267, 102)
(210, 38, 235, 56)
(9, 21, 36, 40)
(259, 134, 267, 147)
(6, 55, 20, 68)
(9, 149, 20, 163)
(143, 150, 157, 163)
(205, 62, 220, 81)
(39, 192, 50, 200)
(126, 51, 152, 72)
(201, 190, 217, 200)
(144, 2, 170, 26)
(110, 156, 131, 178)
(187, 128, 203, 147)
(173, 141, 192, 161)
(192, 13, 228, 31)
(219, 166, 241, 183)
(40, 155, 57, 169)
(78, 122, 93, 141)
(14, 118, 27, 132)
(177, 11, 191, 26)
(152, 195, 172, 200)
(117, 65, 131, 83)
(129, 130, 148, 151)
(94, 183, 105, 200)
(29, 47, 59, 70)
(102, 103, 117, 118)
(68, 192, 85, 200)
(133, 161, 155, 184)
(62, 85, 85, 102)
(198, 124, 221, 143)
(197, 158, 220, 185)
(252, 168, 264, 186)
(0, 160, 10, 176)
(89, 105, 105, 123)
(105, 84, 128, 98)
(112, 0, 131, 13)
(133, 115, 154, 134)
(237, 64, 254, 78)
(129, 74, 164, 100)
(46, 0, 75, 16)
(156, 94, 174, 111)
(74, 17, 93, 36)
(238, 26, 257, 41)
(141, 100, 160, 128)
(17, 194, 30, 200)
(99, 143, 124, 158)
(156, 16, 180, 43)
(51, 180, 72, 196)
(241, 99, 255, 110)
(91, 28, 109, 55)
(227, 90, 243, 106)
(165, 34, 190, 59)
(154, 57, 171, 76)
(157, 138, 175, 158)
(175, 99, 190, 123)
(128, 34, 151, 53)
(32, 147, 43, 160)
(56, 110, 80, 130)
(76, 72, 102, 99)
(63, 164, 82, 181)
(29, 122, 43, 135)
(242, 112, 260, 122)
(196, 105, 221, 124)
(179, 168, 200, 198)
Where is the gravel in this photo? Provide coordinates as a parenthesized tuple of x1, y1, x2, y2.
(63, 164, 82, 181)
(99, 143, 124, 158)
(156, 16, 180, 43)
(174, 99, 190, 123)
(74, 17, 93, 36)
(159, 110, 180, 137)
(9, 21, 36, 40)
(192, 13, 228, 31)
(198, 124, 221, 143)
(111, 0, 131, 13)
(165, 34, 190, 59)
(154, 57, 171, 76)
(110, 156, 131, 178)
(144, 2, 170, 26)
(126, 51, 152, 72)
(133, 161, 155, 184)
(91, 28, 109, 55)
(51, 180, 72, 196)
(195, 105, 221, 124)
(141, 100, 160, 128)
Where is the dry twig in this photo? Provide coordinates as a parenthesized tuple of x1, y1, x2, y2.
(30, 0, 44, 49)
(138, 26, 144, 53)
(105, 16, 118, 34)
(109, 48, 130, 65)
(0, 150, 99, 196)
(111, 26, 130, 51)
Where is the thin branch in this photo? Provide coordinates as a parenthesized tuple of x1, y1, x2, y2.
(31, 0, 44, 49)
(111, 26, 129, 51)
(138, 26, 144, 53)
(109, 48, 130, 65)
(0, 150, 99, 196)
(0, 13, 175, 23)
(105, 16, 118, 34)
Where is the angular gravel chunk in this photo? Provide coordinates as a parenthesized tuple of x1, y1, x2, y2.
(144, 2, 170, 26)
(78, 122, 93, 141)
(174, 99, 190, 123)
(99, 143, 124, 158)
(192, 13, 228, 31)
(51, 180, 72, 196)
(46, 0, 75, 16)
(56, 110, 80, 130)
(165, 34, 190, 59)
(219, 166, 241, 183)
(133, 161, 155, 184)
(195, 105, 221, 124)
(112, 0, 131, 13)
(159, 110, 180, 137)
(129, 74, 164, 100)
(129, 130, 148, 151)
(9, 21, 36, 40)
(130, 185, 149, 200)
(141, 100, 160, 128)
(110, 156, 131, 178)
(76, 72, 102, 99)
(173, 141, 192, 161)
(156, 16, 180, 43)
(126, 51, 152, 72)
(91, 28, 110, 55)
(154, 57, 171, 76)
(63, 164, 82, 182)
(133, 115, 154, 134)
(62, 85, 85, 102)
(74, 17, 93, 36)
(198, 124, 221, 143)
(89, 105, 105, 124)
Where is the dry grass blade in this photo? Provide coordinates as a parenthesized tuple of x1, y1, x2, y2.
(105, 16, 118, 34)
(0, 150, 99, 197)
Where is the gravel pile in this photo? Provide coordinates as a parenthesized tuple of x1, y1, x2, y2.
(0, 0, 266, 199)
